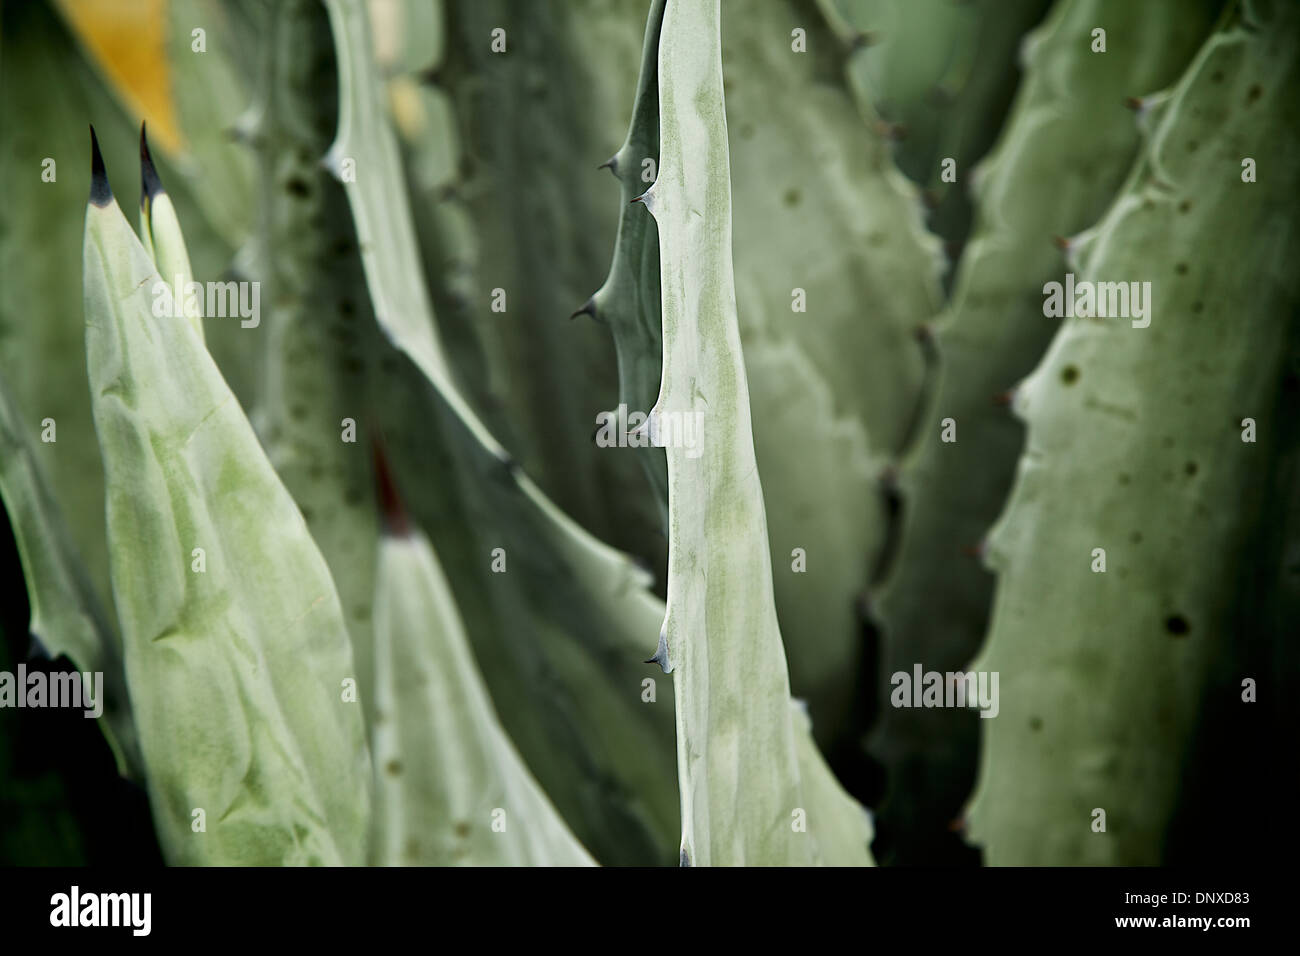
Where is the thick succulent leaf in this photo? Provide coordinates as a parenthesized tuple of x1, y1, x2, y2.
(139, 129, 203, 340)
(592, 0, 941, 749)
(164, 0, 256, 249)
(968, 1, 1300, 864)
(322, 0, 679, 864)
(723, 0, 945, 747)
(586, 0, 669, 533)
(371, 523, 595, 866)
(424, 0, 666, 565)
(647, 0, 872, 866)
(0, 0, 240, 618)
(0, 372, 140, 776)
(249, 0, 383, 728)
(370, 355, 680, 864)
(868, 0, 1219, 863)
(83, 158, 371, 865)
(830, 0, 1052, 243)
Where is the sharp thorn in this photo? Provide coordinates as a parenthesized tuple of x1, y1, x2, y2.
(139, 122, 164, 206)
(88, 125, 112, 207)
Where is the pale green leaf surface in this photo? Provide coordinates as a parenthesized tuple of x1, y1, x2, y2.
(649, 0, 872, 866)
(371, 528, 595, 866)
(968, 3, 1300, 864)
(869, 0, 1219, 859)
(84, 185, 371, 865)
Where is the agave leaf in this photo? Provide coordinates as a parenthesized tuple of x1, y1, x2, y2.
(369, 463, 594, 866)
(585, 0, 669, 532)
(829, 0, 1052, 243)
(647, 0, 872, 866)
(0, 0, 241, 617)
(0, 372, 140, 777)
(425, 0, 663, 561)
(722, 0, 946, 748)
(243, 0, 385, 727)
(968, 0, 1300, 864)
(83, 137, 371, 865)
(868, 0, 1219, 862)
(322, 0, 679, 864)
(139, 126, 202, 339)
(164, 0, 256, 249)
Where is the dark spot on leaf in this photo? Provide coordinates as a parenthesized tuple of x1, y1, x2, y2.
(1191, 301, 1204, 314)
(1029, 717, 1042, 732)
(1131, 531, 1142, 544)
(286, 177, 310, 199)
(1247, 84, 1262, 104)
(783, 188, 801, 206)
(1061, 364, 1080, 385)
(1164, 614, 1190, 636)
(1186, 140, 1198, 153)
(454, 821, 470, 838)
(1175, 262, 1188, 276)
(1178, 199, 1192, 213)
(385, 760, 402, 777)
(1211, 70, 1224, 83)
(1185, 461, 1198, 476)
(1118, 473, 1130, 485)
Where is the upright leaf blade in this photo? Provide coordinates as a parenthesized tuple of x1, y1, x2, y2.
(648, 0, 872, 866)
(83, 141, 371, 865)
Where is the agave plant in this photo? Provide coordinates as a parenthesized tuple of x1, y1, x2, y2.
(0, 0, 1294, 868)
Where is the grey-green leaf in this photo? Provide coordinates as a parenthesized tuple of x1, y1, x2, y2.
(83, 154, 371, 865)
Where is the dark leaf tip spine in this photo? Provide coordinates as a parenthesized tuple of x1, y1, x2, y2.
(139, 122, 165, 207)
(88, 125, 112, 207)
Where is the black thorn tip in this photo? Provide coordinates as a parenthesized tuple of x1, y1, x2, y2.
(372, 437, 411, 537)
(598, 154, 618, 174)
(570, 296, 597, 321)
(139, 122, 164, 204)
(645, 631, 673, 673)
(89, 125, 112, 207)
(679, 848, 691, 867)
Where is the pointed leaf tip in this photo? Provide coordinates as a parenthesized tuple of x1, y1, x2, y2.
(88, 125, 112, 207)
(139, 122, 164, 205)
